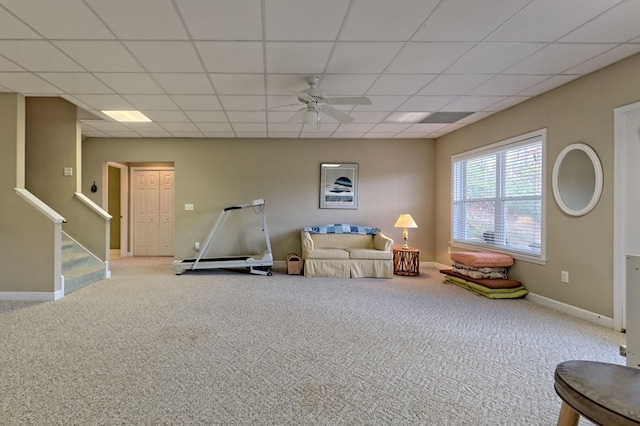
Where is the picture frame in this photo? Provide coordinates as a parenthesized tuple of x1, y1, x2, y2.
(320, 163, 358, 209)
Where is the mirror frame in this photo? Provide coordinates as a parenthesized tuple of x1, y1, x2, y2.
(552, 143, 603, 216)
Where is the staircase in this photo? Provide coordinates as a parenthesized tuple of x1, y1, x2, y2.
(62, 233, 106, 294)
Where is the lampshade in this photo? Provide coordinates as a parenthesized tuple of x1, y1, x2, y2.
(394, 214, 418, 229)
(303, 109, 317, 124)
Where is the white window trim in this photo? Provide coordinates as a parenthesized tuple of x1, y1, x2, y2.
(450, 129, 547, 265)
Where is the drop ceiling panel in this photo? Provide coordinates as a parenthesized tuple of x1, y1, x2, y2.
(340, 0, 439, 41)
(72, 94, 134, 110)
(326, 42, 404, 73)
(266, 42, 334, 74)
(160, 122, 199, 132)
(36, 73, 114, 94)
(143, 110, 191, 123)
(218, 95, 266, 110)
(0, 56, 24, 72)
(266, 74, 310, 95)
(195, 122, 234, 132)
(197, 42, 264, 73)
(418, 74, 492, 96)
(125, 42, 203, 73)
(185, 111, 228, 122)
(171, 95, 222, 111)
(446, 43, 546, 74)
(210, 74, 265, 95)
(265, 0, 349, 41)
(226, 111, 267, 122)
(441, 96, 505, 111)
(559, 1, 640, 43)
(486, 0, 621, 42)
(0, 7, 43, 39)
(152, 73, 215, 95)
(54, 41, 144, 72)
(95, 73, 164, 94)
(397, 96, 457, 111)
(467, 75, 550, 96)
(2, 0, 113, 39)
(386, 42, 475, 73)
(176, 0, 262, 40)
(0, 73, 63, 94)
(352, 96, 408, 111)
(517, 75, 579, 97)
(123, 95, 178, 110)
(319, 74, 379, 96)
(506, 43, 615, 74)
(0, 41, 83, 72)
(414, 0, 531, 42)
(87, 0, 188, 40)
(564, 44, 640, 75)
(367, 74, 436, 95)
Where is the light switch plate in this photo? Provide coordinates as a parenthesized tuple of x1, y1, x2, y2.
(63, 167, 73, 176)
(185, 204, 194, 211)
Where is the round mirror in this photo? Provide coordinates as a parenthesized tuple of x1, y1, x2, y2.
(552, 143, 603, 216)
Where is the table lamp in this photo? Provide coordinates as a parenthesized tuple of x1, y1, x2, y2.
(394, 214, 418, 250)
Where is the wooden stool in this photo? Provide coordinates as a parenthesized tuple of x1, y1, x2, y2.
(554, 360, 640, 426)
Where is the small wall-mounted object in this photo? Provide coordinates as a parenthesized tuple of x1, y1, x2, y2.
(552, 143, 603, 216)
(63, 167, 73, 176)
(90, 181, 98, 193)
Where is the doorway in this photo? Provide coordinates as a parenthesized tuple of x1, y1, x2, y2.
(131, 167, 175, 256)
(614, 101, 640, 333)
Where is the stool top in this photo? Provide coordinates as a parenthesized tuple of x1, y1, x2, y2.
(555, 360, 640, 425)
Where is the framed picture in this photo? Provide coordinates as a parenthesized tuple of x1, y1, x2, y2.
(320, 163, 358, 209)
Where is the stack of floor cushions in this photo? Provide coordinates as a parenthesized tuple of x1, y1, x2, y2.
(440, 251, 528, 299)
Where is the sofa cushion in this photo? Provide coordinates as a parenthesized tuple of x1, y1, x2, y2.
(310, 234, 374, 250)
(347, 248, 392, 260)
(305, 248, 350, 259)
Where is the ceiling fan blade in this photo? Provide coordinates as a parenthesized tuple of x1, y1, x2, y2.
(288, 107, 306, 123)
(321, 106, 354, 123)
(252, 103, 301, 112)
(325, 96, 372, 105)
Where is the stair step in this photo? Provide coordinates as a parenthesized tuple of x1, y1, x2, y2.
(64, 264, 105, 294)
(62, 239, 74, 253)
(62, 252, 93, 270)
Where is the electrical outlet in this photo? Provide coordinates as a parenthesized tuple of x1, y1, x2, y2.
(63, 167, 73, 176)
(184, 203, 194, 211)
(561, 271, 569, 283)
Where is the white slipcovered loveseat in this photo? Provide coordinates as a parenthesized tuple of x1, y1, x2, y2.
(301, 224, 394, 278)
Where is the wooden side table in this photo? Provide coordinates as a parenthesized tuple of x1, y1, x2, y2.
(393, 248, 419, 276)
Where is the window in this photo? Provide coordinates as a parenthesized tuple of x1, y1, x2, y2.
(452, 130, 545, 262)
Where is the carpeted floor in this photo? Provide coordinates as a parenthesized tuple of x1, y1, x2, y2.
(0, 257, 625, 425)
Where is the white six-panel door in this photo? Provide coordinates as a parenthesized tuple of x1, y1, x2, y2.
(132, 169, 174, 256)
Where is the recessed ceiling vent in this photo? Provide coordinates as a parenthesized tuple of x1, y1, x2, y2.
(420, 111, 474, 124)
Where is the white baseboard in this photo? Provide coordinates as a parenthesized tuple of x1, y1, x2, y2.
(526, 292, 614, 329)
(423, 261, 449, 270)
(0, 291, 60, 301)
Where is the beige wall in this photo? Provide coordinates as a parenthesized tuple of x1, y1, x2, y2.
(82, 138, 436, 262)
(26, 98, 109, 260)
(0, 94, 60, 294)
(435, 52, 640, 318)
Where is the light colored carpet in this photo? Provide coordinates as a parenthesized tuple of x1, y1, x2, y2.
(0, 257, 625, 425)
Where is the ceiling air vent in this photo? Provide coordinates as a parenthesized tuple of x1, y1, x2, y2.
(419, 111, 474, 124)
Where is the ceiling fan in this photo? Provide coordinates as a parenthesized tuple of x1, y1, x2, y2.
(289, 76, 372, 126)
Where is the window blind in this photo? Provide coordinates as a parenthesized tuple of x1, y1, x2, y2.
(452, 132, 544, 258)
